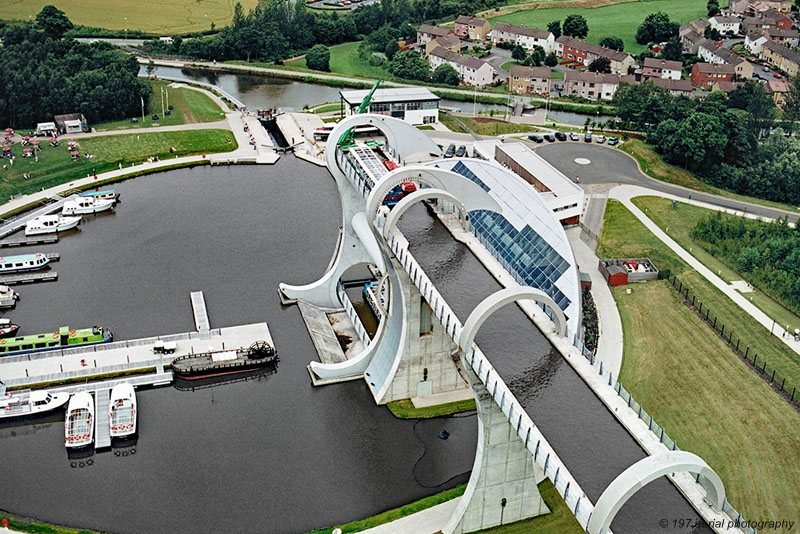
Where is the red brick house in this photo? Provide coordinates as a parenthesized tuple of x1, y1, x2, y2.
(691, 62, 735, 88)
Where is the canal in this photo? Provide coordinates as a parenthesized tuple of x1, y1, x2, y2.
(0, 159, 476, 534)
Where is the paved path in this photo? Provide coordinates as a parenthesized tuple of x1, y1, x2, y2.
(357, 497, 461, 534)
(63, 120, 230, 139)
(609, 184, 800, 357)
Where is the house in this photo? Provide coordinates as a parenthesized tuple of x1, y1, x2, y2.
(680, 29, 706, 54)
(762, 8, 794, 29)
(759, 39, 800, 76)
(563, 70, 620, 100)
(745, 31, 770, 54)
(709, 15, 742, 35)
(728, 0, 751, 14)
(508, 65, 552, 94)
(691, 62, 736, 88)
(698, 39, 754, 78)
(765, 79, 790, 106)
(556, 35, 634, 74)
(643, 57, 683, 80)
(711, 80, 745, 93)
(429, 46, 495, 87)
(425, 34, 461, 57)
(767, 28, 800, 47)
(454, 15, 491, 41)
(754, 0, 793, 13)
(682, 18, 711, 35)
(491, 22, 555, 54)
(742, 16, 776, 35)
(417, 24, 454, 46)
(54, 113, 88, 134)
(652, 78, 694, 96)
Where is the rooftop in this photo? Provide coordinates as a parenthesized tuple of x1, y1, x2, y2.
(643, 57, 683, 71)
(565, 70, 620, 84)
(763, 39, 800, 63)
(694, 62, 736, 73)
(492, 22, 553, 40)
(556, 35, 632, 63)
(418, 24, 452, 38)
(339, 87, 440, 105)
(509, 65, 552, 79)
(430, 46, 490, 70)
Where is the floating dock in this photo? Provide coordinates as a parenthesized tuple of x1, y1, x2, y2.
(0, 235, 58, 248)
(190, 291, 210, 333)
(0, 271, 57, 285)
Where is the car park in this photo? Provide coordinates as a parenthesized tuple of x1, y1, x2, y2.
(444, 144, 456, 158)
(455, 145, 467, 157)
(544, 134, 556, 142)
(607, 136, 619, 146)
(569, 132, 580, 141)
(529, 134, 543, 143)
(555, 131, 567, 141)
(595, 135, 606, 144)
(584, 132, 592, 143)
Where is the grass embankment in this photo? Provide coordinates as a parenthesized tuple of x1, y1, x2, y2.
(632, 196, 800, 333)
(439, 112, 470, 134)
(490, 0, 706, 54)
(598, 200, 800, 525)
(620, 139, 799, 214)
(93, 80, 226, 132)
(386, 398, 476, 418)
(2, 0, 257, 34)
(460, 116, 538, 135)
(0, 129, 236, 203)
(0, 511, 98, 534)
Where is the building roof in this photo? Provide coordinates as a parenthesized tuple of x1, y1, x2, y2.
(339, 87, 440, 105)
(681, 19, 710, 35)
(492, 22, 553, 41)
(509, 65, 552, 79)
(565, 70, 620, 84)
(682, 29, 706, 44)
(643, 57, 683, 71)
(712, 15, 742, 24)
(556, 35, 632, 63)
(430, 46, 490, 70)
(767, 28, 800, 38)
(766, 79, 790, 92)
(455, 15, 489, 26)
(432, 34, 461, 48)
(700, 39, 747, 65)
(694, 62, 736, 74)
(418, 24, 452, 38)
(742, 15, 775, 25)
(763, 39, 800, 63)
(713, 80, 744, 92)
(651, 78, 693, 92)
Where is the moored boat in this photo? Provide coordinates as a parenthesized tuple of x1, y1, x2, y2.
(0, 318, 20, 338)
(62, 196, 115, 215)
(65, 391, 94, 448)
(363, 281, 386, 321)
(24, 214, 81, 236)
(0, 387, 69, 419)
(79, 189, 120, 203)
(171, 341, 278, 380)
(0, 325, 112, 356)
(0, 285, 19, 309)
(0, 253, 50, 274)
(108, 383, 136, 438)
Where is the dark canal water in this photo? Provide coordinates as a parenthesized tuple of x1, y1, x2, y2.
(0, 159, 476, 533)
(398, 204, 711, 534)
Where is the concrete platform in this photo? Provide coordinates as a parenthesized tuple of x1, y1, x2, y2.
(297, 300, 347, 365)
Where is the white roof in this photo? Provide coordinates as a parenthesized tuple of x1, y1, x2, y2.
(488, 141, 583, 199)
(36, 122, 56, 130)
(340, 87, 440, 105)
(64, 119, 82, 127)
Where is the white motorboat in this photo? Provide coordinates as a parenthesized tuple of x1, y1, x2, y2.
(0, 285, 19, 308)
(0, 387, 69, 419)
(24, 214, 81, 236)
(0, 253, 50, 273)
(65, 391, 94, 448)
(108, 383, 137, 438)
(62, 196, 115, 215)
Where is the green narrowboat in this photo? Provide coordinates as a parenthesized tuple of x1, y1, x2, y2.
(0, 326, 113, 356)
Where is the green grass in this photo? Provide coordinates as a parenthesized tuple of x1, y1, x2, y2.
(501, 60, 521, 72)
(416, 125, 435, 130)
(461, 116, 538, 135)
(490, 0, 707, 54)
(309, 102, 344, 115)
(386, 398, 476, 418)
(0, 511, 98, 534)
(93, 80, 226, 132)
(599, 201, 800, 525)
(632, 196, 800, 332)
(0, 129, 236, 203)
(550, 70, 565, 80)
(619, 139, 800, 214)
(439, 112, 470, 134)
(288, 42, 392, 80)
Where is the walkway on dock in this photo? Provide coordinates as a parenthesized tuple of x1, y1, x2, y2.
(0, 195, 76, 239)
(0, 271, 57, 285)
(190, 291, 210, 333)
(94, 388, 111, 448)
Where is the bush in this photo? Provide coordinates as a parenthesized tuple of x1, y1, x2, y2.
(432, 63, 460, 86)
(369, 52, 387, 66)
(306, 44, 330, 72)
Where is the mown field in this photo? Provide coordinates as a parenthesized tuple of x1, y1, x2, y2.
(2, 0, 259, 34)
(490, 0, 707, 54)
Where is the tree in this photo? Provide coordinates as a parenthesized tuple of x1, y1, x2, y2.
(35, 5, 73, 40)
(783, 73, 800, 134)
(704, 26, 722, 40)
(746, 85, 777, 138)
(306, 44, 331, 71)
(512, 44, 527, 61)
(707, 0, 720, 16)
(660, 36, 684, 62)
(599, 36, 624, 51)
(562, 14, 589, 38)
(384, 40, 400, 60)
(636, 12, 679, 45)
(432, 63, 460, 85)
(544, 52, 559, 67)
(146, 59, 157, 77)
(388, 50, 430, 81)
(547, 20, 562, 38)
(588, 57, 611, 73)
(523, 45, 546, 67)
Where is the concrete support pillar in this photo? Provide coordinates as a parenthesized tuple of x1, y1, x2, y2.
(444, 365, 549, 534)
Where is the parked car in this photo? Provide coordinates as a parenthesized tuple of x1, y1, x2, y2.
(455, 145, 467, 157)
(555, 131, 567, 141)
(569, 132, 580, 141)
(774, 73, 782, 79)
(584, 132, 592, 143)
(444, 144, 456, 158)
(763, 65, 770, 71)
(607, 136, 619, 146)
(544, 133, 556, 142)
(529, 134, 544, 143)
(595, 135, 606, 144)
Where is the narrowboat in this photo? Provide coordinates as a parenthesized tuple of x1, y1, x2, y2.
(0, 326, 113, 356)
(0, 253, 50, 274)
(363, 281, 385, 321)
(0, 388, 70, 419)
(65, 391, 94, 448)
(25, 214, 81, 236)
(171, 341, 278, 380)
(62, 196, 115, 215)
(109, 383, 137, 438)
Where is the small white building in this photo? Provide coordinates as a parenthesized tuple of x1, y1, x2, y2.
(35, 122, 57, 136)
(491, 22, 555, 54)
(709, 15, 742, 34)
(339, 88, 439, 125)
(745, 31, 770, 54)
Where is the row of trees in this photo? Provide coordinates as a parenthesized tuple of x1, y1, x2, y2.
(0, 7, 150, 128)
(692, 213, 800, 314)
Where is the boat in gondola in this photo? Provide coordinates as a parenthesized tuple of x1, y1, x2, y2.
(171, 341, 278, 380)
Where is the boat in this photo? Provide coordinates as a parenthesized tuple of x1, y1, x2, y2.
(0, 253, 50, 274)
(171, 341, 278, 380)
(24, 214, 81, 236)
(62, 196, 115, 215)
(0, 285, 19, 309)
(79, 189, 120, 203)
(0, 318, 20, 338)
(0, 325, 112, 357)
(108, 383, 136, 438)
(0, 386, 69, 419)
(65, 391, 94, 448)
(364, 281, 386, 321)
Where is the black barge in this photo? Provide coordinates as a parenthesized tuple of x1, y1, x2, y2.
(171, 341, 278, 380)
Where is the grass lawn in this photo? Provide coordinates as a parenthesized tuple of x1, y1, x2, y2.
(439, 112, 469, 134)
(619, 139, 800, 214)
(600, 201, 800, 525)
(288, 42, 392, 80)
(460, 116, 537, 135)
(2, 0, 258, 34)
(598, 200, 800, 389)
(416, 125, 435, 130)
(93, 80, 226, 132)
(550, 70, 565, 80)
(0, 130, 236, 203)
(501, 60, 521, 72)
(490, 0, 707, 54)
(386, 398, 476, 418)
(309, 102, 344, 114)
(632, 196, 800, 332)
